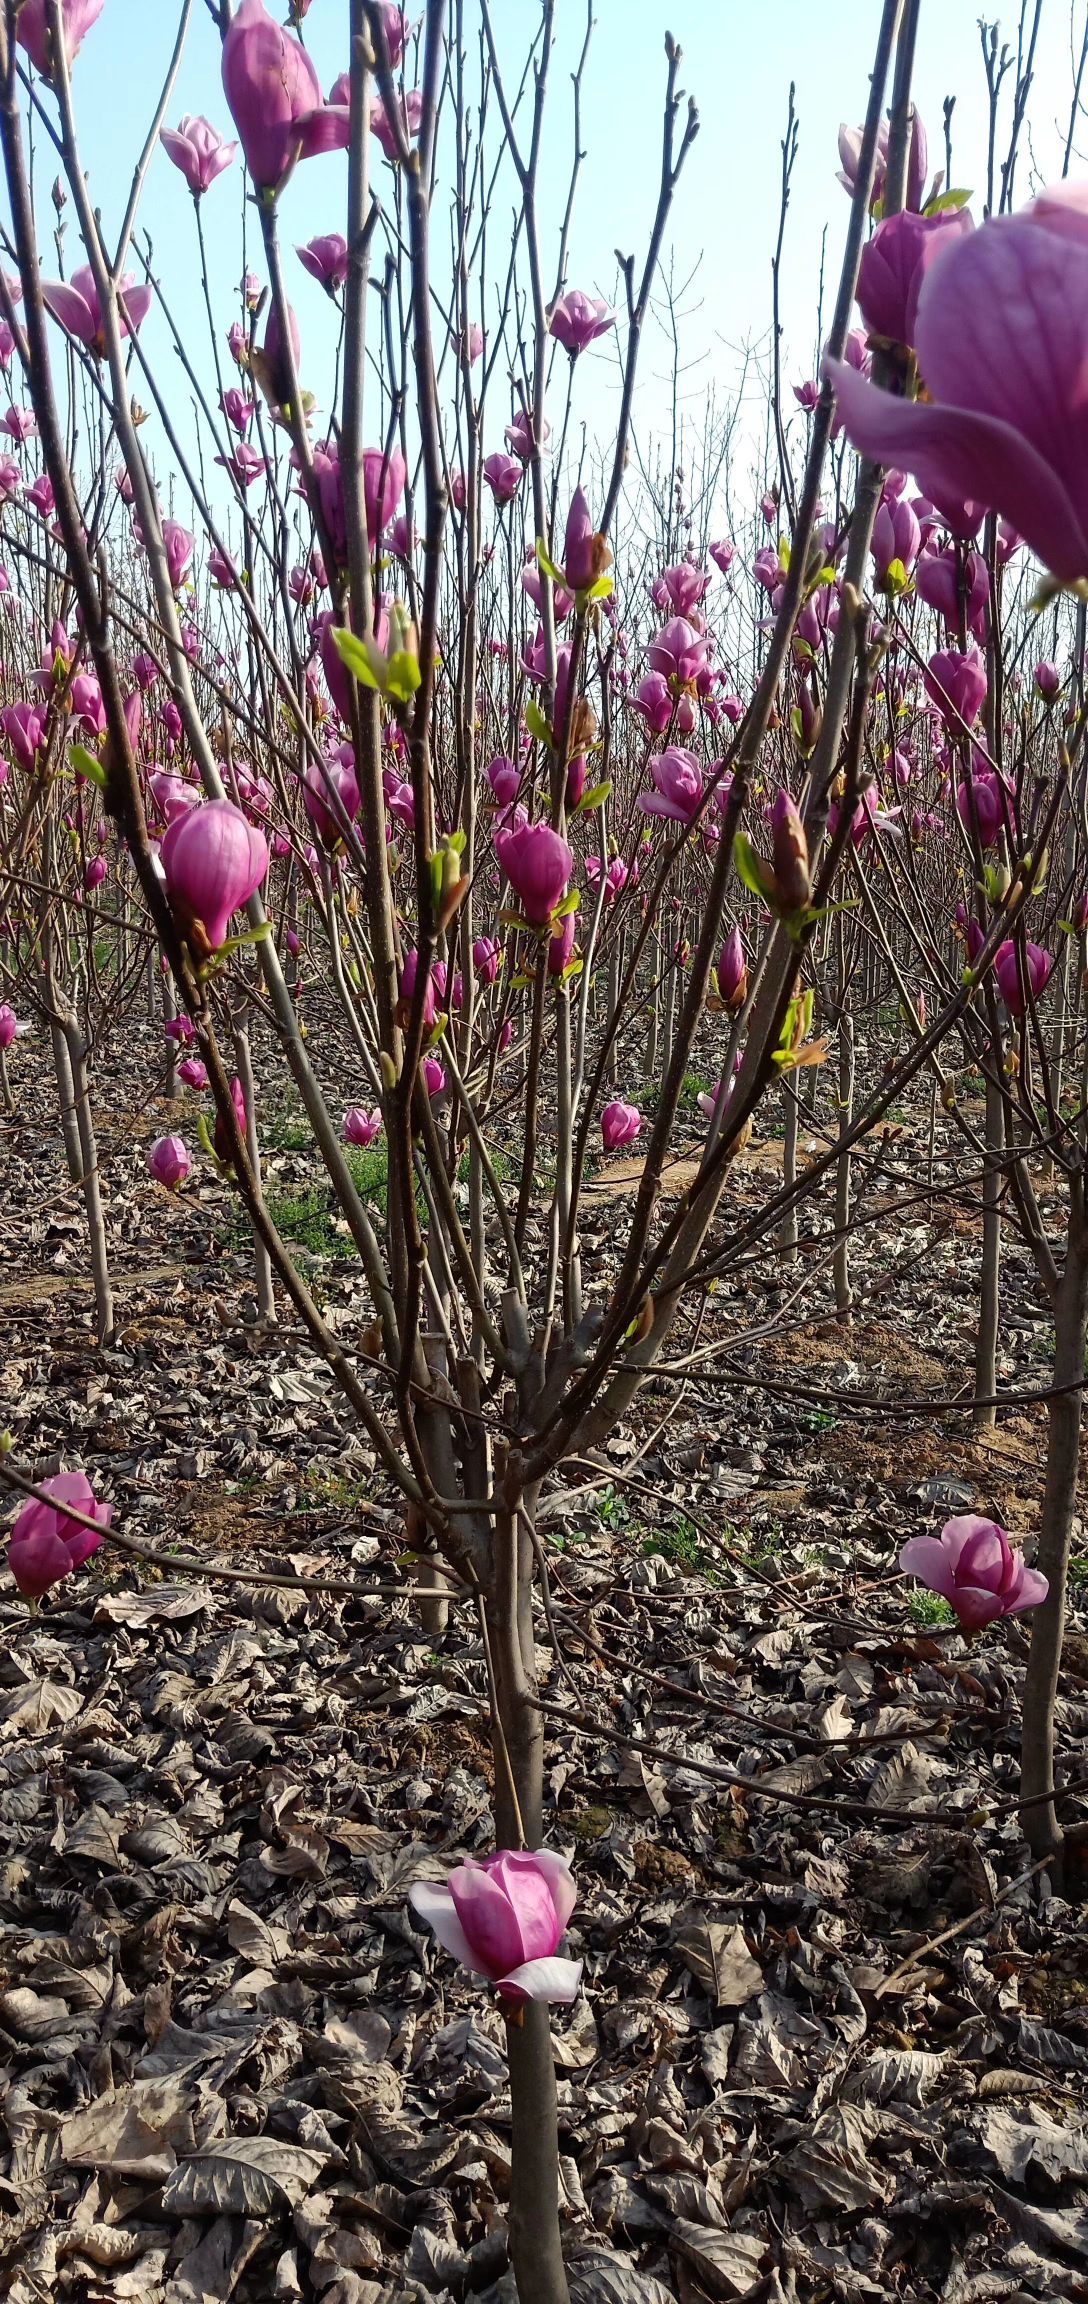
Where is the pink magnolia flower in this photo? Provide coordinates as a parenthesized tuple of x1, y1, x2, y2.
(899, 1514, 1047, 1631)
(1, 701, 46, 771)
(631, 670, 674, 736)
(956, 767, 1009, 849)
(8, 1472, 110, 1600)
(637, 745, 703, 824)
(161, 800, 268, 952)
(549, 289, 615, 355)
(715, 927, 747, 1009)
(914, 544, 989, 640)
(0, 455, 21, 502)
(483, 452, 523, 506)
(0, 1005, 16, 1050)
(924, 646, 987, 731)
(369, 90, 424, 163)
(221, 0, 348, 194)
(161, 518, 194, 591)
(652, 561, 710, 617)
(547, 909, 577, 976)
(422, 1054, 446, 1098)
(15, 0, 104, 77)
(825, 184, 1088, 582)
(409, 1849, 580, 2005)
(297, 233, 349, 292)
(213, 1076, 248, 1168)
(42, 266, 152, 353)
(497, 821, 573, 926)
(709, 538, 735, 576)
(473, 936, 500, 984)
(148, 1134, 192, 1190)
(160, 115, 237, 195)
(838, 108, 927, 211)
(993, 939, 1054, 1014)
(856, 208, 973, 348)
(343, 1106, 382, 1147)
(871, 491, 920, 582)
(398, 948, 438, 1030)
(601, 1099, 642, 1152)
(646, 617, 711, 689)
(83, 854, 107, 892)
(505, 407, 549, 462)
(363, 445, 407, 544)
(178, 1057, 208, 1091)
(1035, 658, 1061, 699)
(3, 405, 37, 444)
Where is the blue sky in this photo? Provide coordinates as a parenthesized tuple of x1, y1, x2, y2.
(22, 1, 1086, 541)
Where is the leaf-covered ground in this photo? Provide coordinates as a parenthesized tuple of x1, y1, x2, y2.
(2, 1024, 1088, 2303)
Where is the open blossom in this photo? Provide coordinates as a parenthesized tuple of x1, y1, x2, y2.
(825, 181, 1088, 582)
(161, 801, 268, 953)
(178, 1057, 208, 1091)
(343, 1106, 382, 1147)
(647, 617, 711, 689)
(505, 407, 549, 462)
(148, 1134, 192, 1190)
(993, 939, 1054, 1015)
(409, 1849, 580, 2006)
(42, 265, 152, 353)
(900, 1514, 1047, 1631)
(652, 561, 710, 618)
(837, 107, 927, 212)
(222, 0, 348, 193)
(602, 1100, 641, 1152)
(8, 1473, 110, 1600)
(497, 820, 573, 926)
(638, 746, 703, 825)
(160, 116, 237, 195)
(15, 0, 104, 77)
(549, 289, 615, 355)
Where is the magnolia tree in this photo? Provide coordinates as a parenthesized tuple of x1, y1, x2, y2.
(2, 0, 1088, 2295)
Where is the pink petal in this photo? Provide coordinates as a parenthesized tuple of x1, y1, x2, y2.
(949, 1582, 1007, 1631)
(1003, 1565, 1049, 1615)
(898, 1534, 957, 1601)
(498, 1956, 583, 2005)
(938, 1514, 996, 1574)
(529, 1848, 577, 1932)
(41, 282, 95, 345)
(407, 1880, 490, 1977)
(954, 1523, 1007, 1591)
(824, 360, 1088, 585)
(298, 105, 350, 159)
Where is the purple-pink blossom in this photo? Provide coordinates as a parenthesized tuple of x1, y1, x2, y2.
(15, 0, 103, 77)
(297, 233, 350, 293)
(549, 289, 615, 355)
(8, 1472, 110, 1601)
(993, 939, 1054, 1015)
(222, 0, 348, 194)
(601, 1100, 642, 1152)
(826, 182, 1088, 582)
(497, 820, 573, 926)
(637, 745, 704, 825)
(160, 116, 237, 195)
(409, 1849, 580, 2005)
(161, 800, 269, 953)
(343, 1106, 383, 1147)
(148, 1134, 192, 1191)
(900, 1514, 1047, 1631)
(42, 266, 152, 353)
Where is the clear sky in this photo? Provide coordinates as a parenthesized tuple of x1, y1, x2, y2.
(17, 0, 1086, 540)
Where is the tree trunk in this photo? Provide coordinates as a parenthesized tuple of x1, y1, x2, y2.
(834, 1009, 855, 1319)
(779, 1080, 798, 1263)
(1021, 1187, 1088, 1869)
(233, 1022, 277, 1325)
(974, 1066, 1003, 1428)
(488, 1481, 570, 2304)
(62, 1016, 115, 1345)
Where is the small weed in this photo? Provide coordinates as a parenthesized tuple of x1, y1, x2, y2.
(594, 1483, 631, 1532)
(1069, 1555, 1088, 1589)
(346, 1144, 390, 1213)
(297, 1466, 372, 1512)
(908, 1589, 956, 1628)
(802, 1407, 838, 1433)
(643, 1514, 721, 1581)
